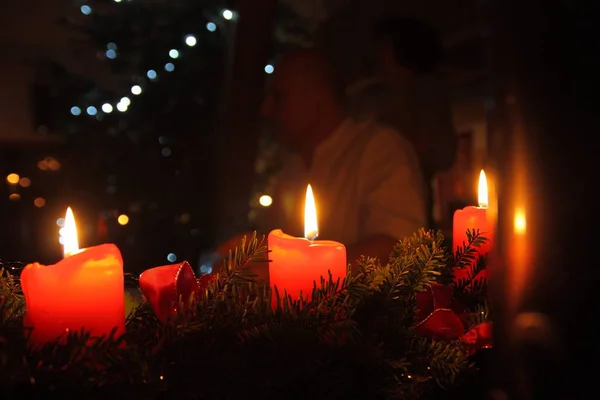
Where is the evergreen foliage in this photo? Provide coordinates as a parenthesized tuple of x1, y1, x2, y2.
(0, 229, 491, 399)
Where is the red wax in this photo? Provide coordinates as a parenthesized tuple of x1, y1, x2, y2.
(268, 229, 346, 306)
(20, 244, 125, 347)
(452, 206, 494, 283)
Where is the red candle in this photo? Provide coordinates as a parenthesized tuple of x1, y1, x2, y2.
(268, 184, 346, 306)
(453, 170, 495, 283)
(20, 207, 125, 347)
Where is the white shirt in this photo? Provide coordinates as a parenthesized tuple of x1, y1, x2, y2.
(257, 117, 427, 245)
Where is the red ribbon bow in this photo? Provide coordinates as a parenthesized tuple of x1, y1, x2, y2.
(139, 261, 200, 322)
(414, 283, 493, 354)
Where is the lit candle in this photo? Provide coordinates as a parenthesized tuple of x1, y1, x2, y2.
(268, 184, 346, 306)
(452, 170, 495, 283)
(20, 207, 125, 347)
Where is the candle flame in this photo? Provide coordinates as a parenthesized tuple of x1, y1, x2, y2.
(63, 207, 80, 257)
(478, 170, 489, 208)
(304, 184, 318, 240)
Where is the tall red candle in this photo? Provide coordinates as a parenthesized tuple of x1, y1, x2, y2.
(269, 185, 346, 306)
(453, 170, 495, 283)
(20, 208, 125, 347)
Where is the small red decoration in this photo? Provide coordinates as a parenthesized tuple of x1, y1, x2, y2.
(414, 283, 493, 354)
(139, 261, 199, 322)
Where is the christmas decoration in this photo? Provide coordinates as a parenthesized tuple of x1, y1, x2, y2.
(0, 229, 491, 399)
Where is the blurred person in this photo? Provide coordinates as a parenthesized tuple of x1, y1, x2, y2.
(346, 17, 457, 229)
(212, 49, 427, 281)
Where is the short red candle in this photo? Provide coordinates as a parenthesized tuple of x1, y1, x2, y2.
(20, 208, 125, 347)
(268, 185, 346, 305)
(453, 170, 495, 283)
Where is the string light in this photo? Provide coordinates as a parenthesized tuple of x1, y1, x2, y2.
(222, 9, 233, 20)
(264, 64, 274, 74)
(69, 9, 236, 118)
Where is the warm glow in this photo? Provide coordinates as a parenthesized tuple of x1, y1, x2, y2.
(259, 195, 273, 207)
(19, 177, 31, 187)
(304, 184, 318, 240)
(8, 193, 20, 201)
(117, 214, 129, 225)
(514, 208, 527, 234)
(478, 169, 489, 208)
(6, 173, 19, 184)
(34, 197, 46, 208)
(63, 207, 80, 257)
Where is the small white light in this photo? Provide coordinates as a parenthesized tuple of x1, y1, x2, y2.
(264, 64, 274, 74)
(106, 49, 117, 59)
(147, 70, 157, 80)
(162, 147, 172, 157)
(222, 9, 233, 20)
(107, 42, 117, 50)
(169, 49, 179, 59)
(70, 106, 81, 116)
(116, 102, 128, 112)
(80, 5, 92, 15)
(206, 22, 217, 32)
(56, 217, 65, 227)
(165, 63, 175, 72)
(114, 0, 122, 2)
(102, 103, 113, 113)
(185, 35, 196, 47)
(86, 106, 97, 116)
(259, 195, 273, 207)
(167, 253, 177, 262)
(131, 85, 142, 95)
(120, 97, 131, 106)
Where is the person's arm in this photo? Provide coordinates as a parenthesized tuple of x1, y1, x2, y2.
(350, 126, 428, 271)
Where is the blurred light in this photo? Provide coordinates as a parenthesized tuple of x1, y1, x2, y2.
(259, 195, 273, 207)
(120, 97, 131, 106)
(147, 69, 157, 80)
(19, 177, 31, 188)
(9, 193, 21, 201)
(162, 148, 172, 157)
(131, 85, 142, 95)
(117, 214, 130, 225)
(107, 42, 117, 50)
(86, 106, 97, 116)
(116, 102, 128, 112)
(37, 160, 48, 170)
(106, 49, 117, 59)
(185, 35, 196, 46)
(102, 103, 113, 113)
(165, 63, 175, 72)
(107, 185, 117, 194)
(6, 173, 20, 184)
(47, 158, 60, 171)
(169, 49, 179, 59)
(264, 64, 274, 74)
(180, 213, 191, 223)
(70, 106, 82, 116)
(59, 236, 66, 245)
(158, 136, 168, 145)
(59, 227, 66, 237)
(80, 5, 92, 15)
(222, 9, 234, 20)
(206, 22, 217, 32)
(34, 197, 46, 208)
(167, 253, 177, 262)
(114, 0, 121, 2)
(56, 217, 65, 227)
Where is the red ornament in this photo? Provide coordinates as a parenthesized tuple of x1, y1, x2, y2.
(414, 283, 465, 341)
(139, 261, 199, 322)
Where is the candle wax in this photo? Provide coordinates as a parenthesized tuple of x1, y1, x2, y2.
(452, 206, 494, 283)
(21, 243, 125, 346)
(268, 229, 346, 306)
